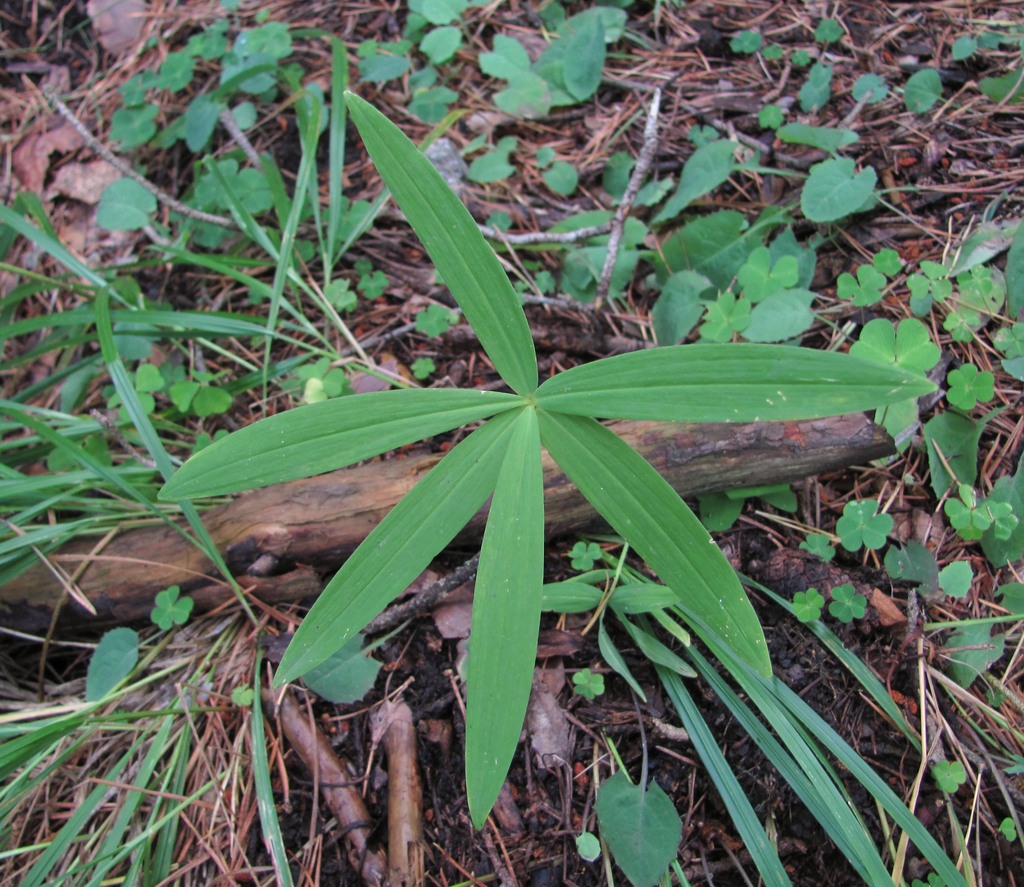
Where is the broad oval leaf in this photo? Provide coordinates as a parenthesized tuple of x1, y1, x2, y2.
(534, 344, 934, 423)
(466, 408, 544, 826)
(538, 410, 771, 676)
(801, 157, 877, 223)
(275, 408, 520, 684)
(160, 388, 521, 499)
(86, 627, 139, 701)
(346, 93, 538, 394)
(595, 771, 682, 886)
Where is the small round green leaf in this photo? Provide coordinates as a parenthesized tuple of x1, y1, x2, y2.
(904, 68, 942, 113)
(595, 772, 681, 886)
(86, 627, 140, 701)
(801, 158, 877, 223)
(97, 178, 157, 231)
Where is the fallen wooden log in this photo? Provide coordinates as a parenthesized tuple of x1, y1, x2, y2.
(0, 414, 892, 632)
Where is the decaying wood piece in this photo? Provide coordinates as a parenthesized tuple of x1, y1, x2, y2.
(371, 700, 425, 886)
(0, 414, 893, 632)
(266, 687, 388, 885)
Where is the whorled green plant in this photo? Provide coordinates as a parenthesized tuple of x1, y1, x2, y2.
(161, 92, 933, 827)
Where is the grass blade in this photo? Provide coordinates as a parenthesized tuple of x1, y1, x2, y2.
(252, 650, 295, 887)
(680, 649, 891, 882)
(466, 408, 544, 825)
(346, 92, 538, 394)
(537, 409, 770, 676)
(161, 388, 523, 498)
(276, 408, 521, 683)
(534, 344, 934, 422)
(660, 667, 793, 887)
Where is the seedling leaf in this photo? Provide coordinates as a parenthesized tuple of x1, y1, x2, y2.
(904, 68, 942, 112)
(97, 179, 157, 231)
(801, 158, 877, 222)
(596, 771, 682, 886)
(86, 628, 139, 701)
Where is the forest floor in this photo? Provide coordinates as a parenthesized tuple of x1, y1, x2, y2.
(2, 0, 1024, 885)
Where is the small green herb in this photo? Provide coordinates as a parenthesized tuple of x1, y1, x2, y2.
(576, 830, 602, 862)
(411, 357, 436, 380)
(828, 583, 867, 622)
(572, 668, 605, 700)
(836, 499, 892, 551)
(904, 68, 943, 113)
(814, 19, 845, 44)
(151, 585, 195, 630)
(730, 30, 763, 54)
(946, 363, 995, 411)
(415, 304, 459, 337)
(800, 533, 836, 561)
(792, 588, 825, 622)
(569, 541, 604, 570)
(231, 686, 256, 706)
(931, 760, 966, 793)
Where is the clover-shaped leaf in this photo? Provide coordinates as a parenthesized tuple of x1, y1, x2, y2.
(736, 246, 798, 302)
(828, 583, 867, 622)
(814, 18, 845, 44)
(792, 587, 825, 622)
(231, 686, 255, 706)
(800, 533, 836, 561)
(993, 322, 1024, 359)
(411, 357, 436, 380)
(572, 668, 605, 700)
(850, 317, 940, 376)
(837, 263, 887, 307)
(931, 760, 966, 793)
(946, 363, 994, 410)
(151, 585, 195, 630)
(700, 291, 750, 342)
(836, 499, 892, 550)
(873, 248, 902, 276)
(730, 30, 762, 54)
(906, 260, 952, 315)
(569, 541, 603, 570)
(415, 304, 460, 337)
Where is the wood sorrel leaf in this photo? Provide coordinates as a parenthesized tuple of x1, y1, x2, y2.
(276, 408, 521, 684)
(537, 409, 770, 676)
(345, 92, 538, 394)
(160, 388, 521, 498)
(466, 408, 544, 826)
(534, 344, 933, 423)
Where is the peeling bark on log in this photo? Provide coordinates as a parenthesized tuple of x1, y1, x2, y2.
(0, 414, 892, 632)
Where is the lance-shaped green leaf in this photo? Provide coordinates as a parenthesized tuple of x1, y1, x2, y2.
(534, 344, 934, 423)
(276, 408, 520, 684)
(346, 92, 538, 395)
(160, 389, 521, 499)
(538, 409, 770, 676)
(466, 408, 544, 826)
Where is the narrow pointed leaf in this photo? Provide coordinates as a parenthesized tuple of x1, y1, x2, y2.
(534, 344, 934, 422)
(346, 92, 538, 394)
(160, 389, 521, 499)
(466, 408, 544, 826)
(538, 410, 770, 675)
(276, 409, 520, 683)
